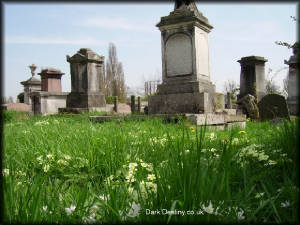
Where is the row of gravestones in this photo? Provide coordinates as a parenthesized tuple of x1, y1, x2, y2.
(237, 93, 290, 121)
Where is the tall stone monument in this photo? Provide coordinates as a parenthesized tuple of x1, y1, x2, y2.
(65, 48, 106, 112)
(284, 42, 299, 115)
(148, 0, 216, 114)
(238, 56, 267, 102)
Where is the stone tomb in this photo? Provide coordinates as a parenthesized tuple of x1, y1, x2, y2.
(148, 1, 216, 114)
(61, 48, 106, 113)
(31, 68, 68, 115)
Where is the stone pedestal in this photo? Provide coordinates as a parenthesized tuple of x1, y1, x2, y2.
(285, 42, 299, 116)
(148, 1, 216, 114)
(38, 68, 64, 92)
(64, 48, 106, 111)
(238, 56, 267, 102)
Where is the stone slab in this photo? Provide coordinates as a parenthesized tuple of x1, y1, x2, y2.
(4, 103, 30, 112)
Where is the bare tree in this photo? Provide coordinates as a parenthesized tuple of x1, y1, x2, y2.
(223, 79, 239, 101)
(265, 67, 288, 95)
(105, 43, 126, 102)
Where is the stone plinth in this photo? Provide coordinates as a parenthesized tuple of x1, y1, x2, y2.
(285, 42, 299, 115)
(238, 56, 267, 102)
(38, 68, 64, 92)
(31, 91, 68, 115)
(148, 1, 216, 114)
(65, 48, 106, 111)
(20, 76, 41, 106)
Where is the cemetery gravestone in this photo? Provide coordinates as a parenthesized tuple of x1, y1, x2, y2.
(148, 0, 216, 114)
(258, 94, 290, 121)
(65, 48, 106, 111)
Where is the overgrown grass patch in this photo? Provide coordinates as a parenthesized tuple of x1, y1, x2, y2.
(2, 111, 299, 223)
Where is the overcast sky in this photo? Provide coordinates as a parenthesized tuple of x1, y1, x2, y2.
(3, 2, 298, 100)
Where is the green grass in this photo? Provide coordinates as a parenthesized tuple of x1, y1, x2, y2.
(2, 111, 299, 223)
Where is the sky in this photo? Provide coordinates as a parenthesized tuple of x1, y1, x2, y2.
(3, 2, 298, 101)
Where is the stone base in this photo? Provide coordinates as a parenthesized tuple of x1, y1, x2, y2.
(148, 92, 213, 114)
(89, 113, 246, 130)
(66, 92, 106, 108)
(157, 80, 216, 95)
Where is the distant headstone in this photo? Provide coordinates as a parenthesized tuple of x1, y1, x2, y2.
(238, 56, 267, 102)
(258, 94, 290, 121)
(237, 94, 259, 120)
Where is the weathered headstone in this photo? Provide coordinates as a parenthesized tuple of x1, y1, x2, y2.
(237, 94, 259, 120)
(258, 94, 290, 121)
(65, 48, 106, 112)
(238, 56, 267, 102)
(148, 0, 216, 114)
(131, 95, 135, 113)
(284, 42, 299, 116)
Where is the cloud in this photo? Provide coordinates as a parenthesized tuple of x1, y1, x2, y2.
(5, 35, 107, 46)
(78, 17, 157, 34)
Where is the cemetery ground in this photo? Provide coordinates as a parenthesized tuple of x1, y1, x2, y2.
(2, 110, 299, 224)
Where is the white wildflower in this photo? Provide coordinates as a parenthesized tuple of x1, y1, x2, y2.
(237, 209, 245, 220)
(128, 186, 134, 194)
(280, 201, 291, 208)
(3, 168, 9, 176)
(42, 206, 48, 211)
(43, 165, 50, 173)
(255, 192, 265, 198)
(64, 155, 71, 160)
(126, 202, 141, 218)
(65, 205, 76, 215)
(46, 154, 53, 160)
(201, 201, 214, 214)
(147, 174, 156, 181)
